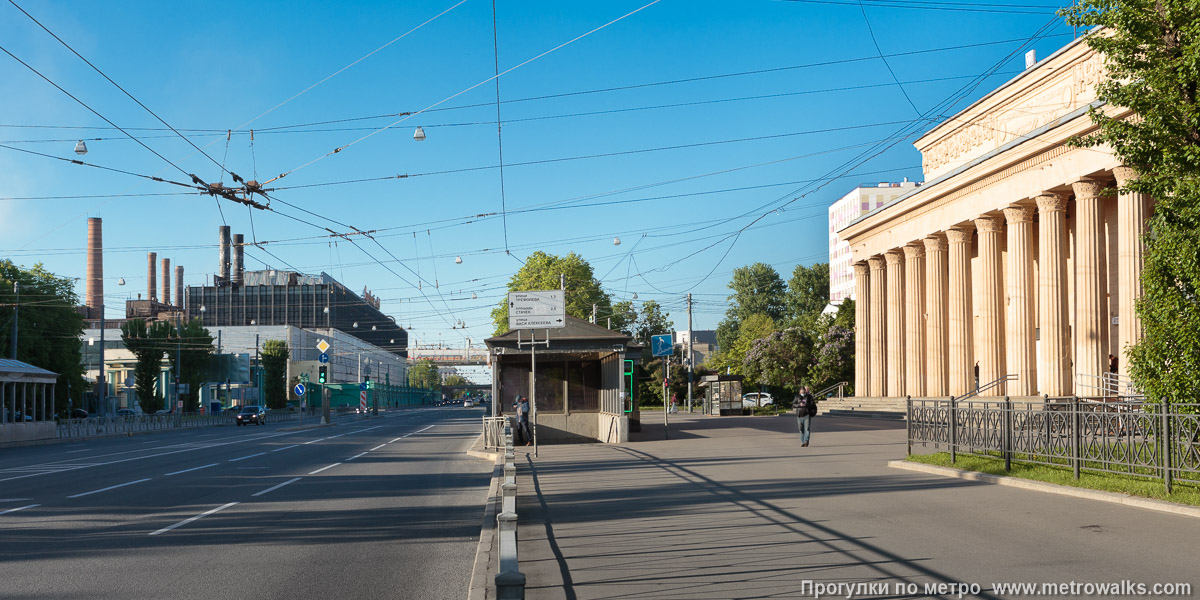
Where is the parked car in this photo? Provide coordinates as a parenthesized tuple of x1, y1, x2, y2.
(116, 408, 137, 417)
(236, 405, 265, 426)
(6, 411, 34, 422)
(463, 399, 474, 408)
(70, 408, 89, 419)
(741, 392, 774, 408)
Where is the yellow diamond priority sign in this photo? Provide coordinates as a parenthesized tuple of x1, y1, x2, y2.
(316, 339, 330, 354)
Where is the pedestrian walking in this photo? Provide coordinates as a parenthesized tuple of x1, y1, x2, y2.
(516, 396, 533, 446)
(795, 387, 816, 447)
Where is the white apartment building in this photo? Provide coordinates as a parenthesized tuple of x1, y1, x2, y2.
(828, 180, 921, 303)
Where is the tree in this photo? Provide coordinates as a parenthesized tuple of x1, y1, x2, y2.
(608, 300, 639, 335)
(1062, 1, 1200, 404)
(0, 260, 85, 416)
(743, 327, 814, 401)
(707, 313, 777, 382)
(613, 299, 675, 343)
(165, 318, 213, 412)
(491, 251, 612, 335)
(260, 339, 289, 410)
(121, 318, 171, 414)
(786, 263, 830, 326)
(717, 263, 787, 351)
(807, 300, 855, 394)
(408, 360, 440, 389)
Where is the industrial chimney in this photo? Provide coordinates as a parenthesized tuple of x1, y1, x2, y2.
(232, 233, 245, 285)
(86, 217, 103, 318)
(161, 257, 171, 305)
(175, 265, 184, 310)
(218, 225, 231, 282)
(147, 252, 157, 302)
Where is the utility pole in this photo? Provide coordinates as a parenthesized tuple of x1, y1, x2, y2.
(592, 303, 597, 324)
(175, 314, 183, 423)
(99, 306, 106, 416)
(10, 281, 18, 360)
(687, 293, 694, 413)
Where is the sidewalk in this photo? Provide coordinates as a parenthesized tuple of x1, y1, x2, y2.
(508, 413, 1200, 599)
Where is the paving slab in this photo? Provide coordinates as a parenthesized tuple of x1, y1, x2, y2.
(510, 413, 1200, 599)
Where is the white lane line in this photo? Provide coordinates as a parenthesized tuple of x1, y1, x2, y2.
(272, 444, 299, 452)
(303, 438, 326, 445)
(165, 463, 218, 477)
(415, 425, 435, 433)
(0, 504, 39, 515)
(370, 444, 386, 451)
(252, 477, 302, 497)
(66, 449, 89, 453)
(308, 463, 340, 475)
(389, 437, 403, 443)
(67, 478, 151, 499)
(229, 452, 266, 462)
(326, 434, 345, 439)
(149, 502, 239, 536)
(346, 452, 367, 461)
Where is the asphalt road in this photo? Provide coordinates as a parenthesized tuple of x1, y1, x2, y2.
(0, 407, 493, 600)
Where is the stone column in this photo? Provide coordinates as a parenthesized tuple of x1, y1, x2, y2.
(853, 262, 871, 397)
(903, 243, 926, 397)
(946, 225, 975, 396)
(868, 256, 887, 397)
(1004, 205, 1037, 396)
(1073, 179, 1108, 392)
(885, 250, 906, 397)
(1112, 166, 1148, 387)
(1036, 193, 1071, 396)
(974, 215, 1006, 396)
(923, 235, 949, 396)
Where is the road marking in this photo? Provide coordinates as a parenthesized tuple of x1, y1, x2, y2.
(272, 444, 299, 452)
(327, 434, 345, 439)
(149, 502, 239, 535)
(0, 498, 33, 503)
(229, 452, 266, 462)
(0, 504, 38, 515)
(303, 438, 326, 445)
(252, 477, 302, 497)
(308, 463, 340, 475)
(389, 437, 403, 443)
(66, 449, 89, 453)
(370, 444, 386, 451)
(68, 478, 151, 499)
(346, 452, 367, 461)
(165, 463, 217, 477)
(415, 425, 435, 433)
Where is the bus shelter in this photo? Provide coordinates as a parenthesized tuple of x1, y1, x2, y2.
(699, 374, 744, 416)
(0, 358, 58, 444)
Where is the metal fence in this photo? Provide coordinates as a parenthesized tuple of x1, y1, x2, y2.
(55, 408, 319, 439)
(907, 397, 1200, 493)
(483, 416, 510, 450)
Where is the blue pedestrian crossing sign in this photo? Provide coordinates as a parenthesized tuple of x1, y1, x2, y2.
(294, 383, 306, 397)
(318, 352, 329, 364)
(651, 334, 674, 357)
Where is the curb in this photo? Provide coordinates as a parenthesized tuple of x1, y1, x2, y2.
(465, 433, 501, 462)
(467, 456, 504, 600)
(888, 460, 1200, 520)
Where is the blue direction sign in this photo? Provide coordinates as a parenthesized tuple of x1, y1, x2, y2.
(294, 383, 306, 397)
(318, 353, 330, 364)
(651, 334, 674, 357)
(359, 381, 369, 391)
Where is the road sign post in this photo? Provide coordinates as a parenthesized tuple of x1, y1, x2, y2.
(651, 334, 673, 440)
(510, 290, 565, 458)
(316, 339, 332, 424)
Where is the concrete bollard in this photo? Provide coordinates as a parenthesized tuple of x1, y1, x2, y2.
(502, 481, 517, 514)
(504, 462, 516, 485)
(505, 451, 515, 462)
(495, 570, 526, 600)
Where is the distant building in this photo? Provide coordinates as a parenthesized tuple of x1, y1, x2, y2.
(676, 330, 717, 367)
(828, 180, 921, 304)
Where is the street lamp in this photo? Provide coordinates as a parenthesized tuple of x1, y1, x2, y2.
(413, 126, 426, 142)
(74, 140, 88, 155)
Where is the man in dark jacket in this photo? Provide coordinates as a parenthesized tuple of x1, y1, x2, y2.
(795, 387, 816, 447)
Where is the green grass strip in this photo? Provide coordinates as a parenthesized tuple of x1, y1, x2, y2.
(907, 452, 1200, 507)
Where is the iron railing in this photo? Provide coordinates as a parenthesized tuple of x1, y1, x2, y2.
(815, 381, 849, 399)
(907, 397, 1200, 493)
(956, 374, 1016, 401)
(55, 409, 316, 439)
(483, 416, 510, 450)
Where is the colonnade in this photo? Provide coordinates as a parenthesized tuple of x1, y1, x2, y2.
(854, 170, 1150, 398)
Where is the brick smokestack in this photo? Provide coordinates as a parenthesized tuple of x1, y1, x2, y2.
(218, 225, 231, 281)
(161, 257, 171, 305)
(175, 265, 184, 310)
(147, 252, 157, 301)
(86, 217, 103, 318)
(231, 233, 244, 285)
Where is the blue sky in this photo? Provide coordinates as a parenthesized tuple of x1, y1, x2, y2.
(0, 0, 1077, 347)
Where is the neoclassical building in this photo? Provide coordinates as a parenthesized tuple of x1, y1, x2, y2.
(839, 36, 1150, 399)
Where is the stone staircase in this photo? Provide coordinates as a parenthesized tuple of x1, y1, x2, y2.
(816, 396, 908, 420)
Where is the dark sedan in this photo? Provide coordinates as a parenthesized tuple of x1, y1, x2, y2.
(236, 405, 266, 426)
